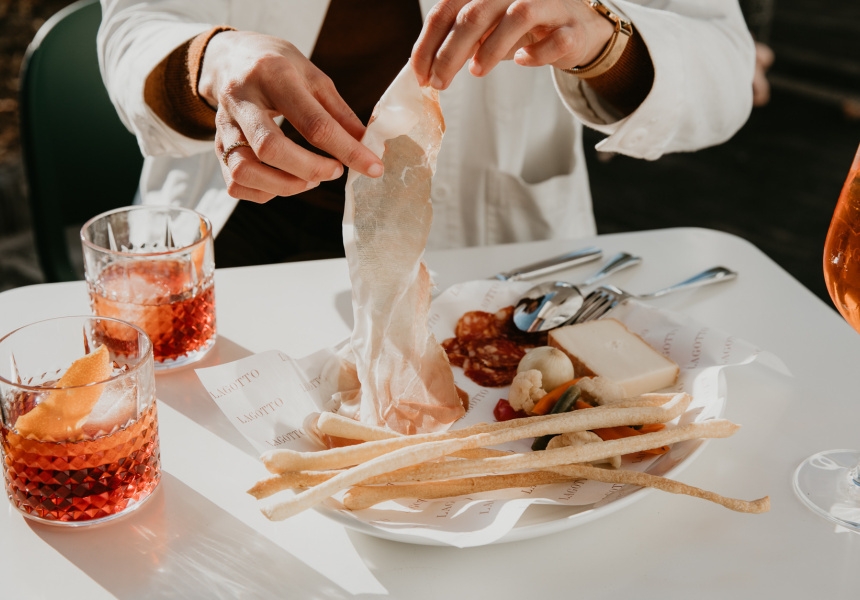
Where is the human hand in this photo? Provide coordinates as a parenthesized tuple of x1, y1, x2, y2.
(752, 41, 774, 107)
(412, 0, 615, 90)
(198, 31, 384, 202)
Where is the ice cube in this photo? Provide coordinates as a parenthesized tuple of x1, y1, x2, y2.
(80, 377, 137, 437)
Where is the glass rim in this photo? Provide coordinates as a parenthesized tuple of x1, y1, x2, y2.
(80, 205, 213, 258)
(0, 315, 153, 391)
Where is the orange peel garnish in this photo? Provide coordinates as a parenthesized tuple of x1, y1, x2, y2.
(14, 345, 113, 441)
(191, 219, 208, 278)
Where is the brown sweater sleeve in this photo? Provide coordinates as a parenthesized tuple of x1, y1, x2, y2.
(143, 26, 235, 140)
(577, 28, 654, 117)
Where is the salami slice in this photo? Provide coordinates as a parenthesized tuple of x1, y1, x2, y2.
(463, 360, 518, 388)
(441, 337, 467, 367)
(454, 310, 504, 340)
(467, 337, 525, 369)
(445, 305, 548, 387)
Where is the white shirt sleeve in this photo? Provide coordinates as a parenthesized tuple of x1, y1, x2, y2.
(97, 0, 231, 157)
(552, 0, 756, 160)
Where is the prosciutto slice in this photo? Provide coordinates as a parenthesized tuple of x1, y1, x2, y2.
(341, 64, 464, 434)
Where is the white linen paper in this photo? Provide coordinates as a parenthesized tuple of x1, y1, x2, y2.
(196, 279, 789, 547)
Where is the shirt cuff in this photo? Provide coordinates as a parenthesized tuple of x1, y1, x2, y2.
(143, 26, 235, 140)
(563, 27, 654, 117)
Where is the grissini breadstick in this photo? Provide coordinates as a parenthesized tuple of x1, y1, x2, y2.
(260, 399, 711, 521)
(342, 471, 573, 509)
(248, 471, 342, 498)
(314, 393, 676, 442)
(547, 464, 770, 513)
(261, 393, 691, 473)
(342, 463, 769, 514)
(317, 412, 402, 441)
(248, 448, 512, 500)
(333, 419, 738, 486)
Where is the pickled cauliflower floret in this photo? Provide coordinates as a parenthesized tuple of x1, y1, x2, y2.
(508, 369, 547, 414)
(576, 376, 627, 406)
(546, 430, 622, 469)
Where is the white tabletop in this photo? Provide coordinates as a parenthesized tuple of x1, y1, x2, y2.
(1, 227, 857, 599)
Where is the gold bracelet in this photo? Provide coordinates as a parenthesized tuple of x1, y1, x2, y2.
(563, 1, 633, 79)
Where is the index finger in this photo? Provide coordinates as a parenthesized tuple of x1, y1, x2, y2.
(411, 0, 470, 86)
(280, 89, 384, 179)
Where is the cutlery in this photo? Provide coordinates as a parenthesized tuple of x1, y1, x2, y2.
(565, 266, 738, 325)
(513, 252, 642, 332)
(493, 246, 602, 281)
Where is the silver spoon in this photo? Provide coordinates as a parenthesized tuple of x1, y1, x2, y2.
(513, 252, 642, 332)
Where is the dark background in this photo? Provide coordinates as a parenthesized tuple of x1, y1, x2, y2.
(1, 0, 860, 306)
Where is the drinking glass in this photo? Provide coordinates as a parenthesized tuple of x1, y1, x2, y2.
(0, 316, 161, 526)
(793, 143, 860, 530)
(81, 206, 217, 370)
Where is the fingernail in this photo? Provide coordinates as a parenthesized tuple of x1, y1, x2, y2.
(331, 165, 344, 179)
(469, 60, 482, 76)
(429, 74, 444, 90)
(305, 181, 320, 190)
(368, 163, 384, 178)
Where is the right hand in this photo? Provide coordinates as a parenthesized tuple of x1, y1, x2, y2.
(199, 31, 384, 202)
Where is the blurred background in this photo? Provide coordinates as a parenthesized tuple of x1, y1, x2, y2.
(1, 0, 859, 303)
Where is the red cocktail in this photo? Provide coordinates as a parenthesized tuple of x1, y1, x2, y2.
(0, 316, 161, 526)
(89, 259, 216, 363)
(82, 206, 217, 369)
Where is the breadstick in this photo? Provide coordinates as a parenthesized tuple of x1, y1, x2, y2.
(260, 398, 703, 521)
(316, 393, 676, 443)
(317, 412, 402, 441)
(261, 393, 691, 473)
(249, 448, 510, 500)
(343, 471, 573, 509)
(361, 419, 737, 485)
(342, 463, 769, 514)
(548, 464, 770, 513)
(248, 471, 342, 499)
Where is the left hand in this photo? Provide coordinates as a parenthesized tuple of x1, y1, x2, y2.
(412, 0, 615, 90)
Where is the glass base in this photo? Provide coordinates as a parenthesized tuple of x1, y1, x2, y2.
(153, 334, 216, 371)
(793, 449, 860, 532)
(16, 479, 160, 528)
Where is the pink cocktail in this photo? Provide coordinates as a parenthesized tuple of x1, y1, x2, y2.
(82, 206, 217, 369)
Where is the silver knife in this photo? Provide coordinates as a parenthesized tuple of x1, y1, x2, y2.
(493, 246, 602, 281)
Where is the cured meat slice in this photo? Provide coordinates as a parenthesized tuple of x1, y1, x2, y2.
(443, 307, 548, 387)
(341, 64, 464, 434)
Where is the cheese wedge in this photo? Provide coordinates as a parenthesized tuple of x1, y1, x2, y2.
(548, 319, 678, 397)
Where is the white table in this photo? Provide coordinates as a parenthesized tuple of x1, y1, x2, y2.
(1, 227, 858, 599)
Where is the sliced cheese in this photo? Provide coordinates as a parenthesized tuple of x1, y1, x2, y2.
(547, 318, 678, 398)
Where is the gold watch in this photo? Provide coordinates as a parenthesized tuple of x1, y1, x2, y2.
(563, 0, 633, 78)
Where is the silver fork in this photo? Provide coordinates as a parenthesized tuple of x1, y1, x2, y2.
(565, 266, 737, 325)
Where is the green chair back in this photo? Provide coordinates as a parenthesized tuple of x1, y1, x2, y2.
(19, 0, 144, 282)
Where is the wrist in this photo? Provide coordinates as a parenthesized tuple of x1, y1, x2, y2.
(193, 27, 237, 109)
(563, 1, 632, 79)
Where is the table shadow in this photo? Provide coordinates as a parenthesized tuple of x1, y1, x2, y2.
(334, 289, 354, 330)
(29, 473, 362, 599)
(153, 336, 259, 458)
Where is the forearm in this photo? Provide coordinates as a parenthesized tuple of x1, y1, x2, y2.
(555, 0, 755, 158)
(97, 0, 230, 156)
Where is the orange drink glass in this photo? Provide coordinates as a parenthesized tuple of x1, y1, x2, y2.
(0, 316, 161, 526)
(81, 206, 217, 370)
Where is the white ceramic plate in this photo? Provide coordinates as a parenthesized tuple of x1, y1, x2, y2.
(308, 283, 746, 547)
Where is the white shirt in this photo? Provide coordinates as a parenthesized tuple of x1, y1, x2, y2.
(98, 0, 755, 249)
